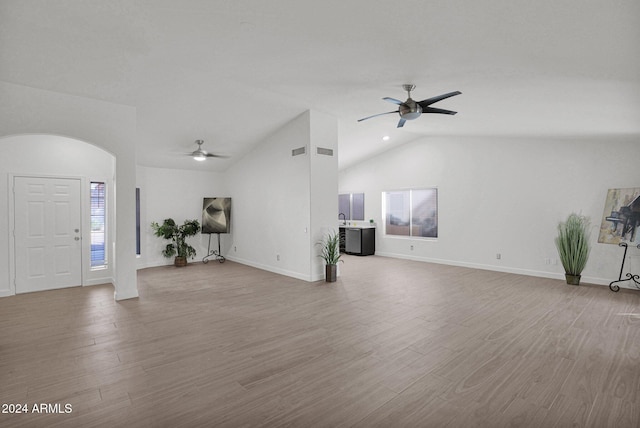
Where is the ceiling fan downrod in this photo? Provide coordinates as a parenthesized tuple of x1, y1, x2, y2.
(402, 84, 416, 98)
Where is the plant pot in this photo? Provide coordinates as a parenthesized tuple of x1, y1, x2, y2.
(174, 256, 187, 267)
(325, 264, 337, 282)
(565, 274, 581, 285)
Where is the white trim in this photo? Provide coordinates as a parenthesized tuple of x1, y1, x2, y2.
(375, 251, 623, 288)
(6, 173, 15, 296)
(88, 179, 109, 273)
(225, 255, 314, 282)
(83, 176, 115, 288)
(4, 173, 118, 297)
(136, 259, 175, 270)
(84, 277, 114, 287)
(8, 173, 85, 296)
(114, 286, 138, 301)
(136, 256, 319, 282)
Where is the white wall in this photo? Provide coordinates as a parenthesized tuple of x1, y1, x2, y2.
(0, 135, 116, 296)
(136, 165, 228, 268)
(225, 110, 338, 281)
(225, 112, 312, 280)
(339, 135, 640, 287)
(0, 81, 138, 300)
(309, 110, 339, 281)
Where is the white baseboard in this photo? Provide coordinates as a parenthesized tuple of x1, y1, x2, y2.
(374, 251, 619, 288)
(135, 252, 635, 291)
(84, 277, 114, 287)
(311, 271, 325, 282)
(224, 255, 314, 282)
(113, 287, 139, 301)
(136, 260, 174, 270)
(0, 280, 114, 298)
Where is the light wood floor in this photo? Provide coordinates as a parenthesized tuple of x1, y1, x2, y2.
(1, 256, 639, 427)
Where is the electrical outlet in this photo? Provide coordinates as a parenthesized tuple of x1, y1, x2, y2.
(277, 254, 280, 261)
(234, 246, 237, 252)
(410, 245, 414, 251)
(496, 253, 501, 260)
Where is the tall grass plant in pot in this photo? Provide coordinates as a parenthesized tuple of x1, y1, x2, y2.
(318, 230, 343, 282)
(555, 213, 591, 285)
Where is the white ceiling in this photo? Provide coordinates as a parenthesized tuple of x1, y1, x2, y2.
(2, 0, 639, 171)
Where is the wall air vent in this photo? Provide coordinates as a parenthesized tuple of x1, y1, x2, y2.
(316, 147, 333, 156)
(291, 146, 306, 156)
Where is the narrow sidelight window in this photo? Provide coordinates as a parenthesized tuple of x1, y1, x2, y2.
(136, 187, 141, 255)
(90, 182, 106, 268)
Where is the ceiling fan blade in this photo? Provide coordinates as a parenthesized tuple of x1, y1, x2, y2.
(383, 97, 404, 105)
(205, 153, 230, 158)
(422, 107, 457, 115)
(357, 110, 399, 122)
(418, 91, 462, 107)
(397, 118, 406, 128)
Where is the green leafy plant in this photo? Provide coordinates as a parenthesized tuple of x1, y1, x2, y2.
(554, 213, 591, 276)
(318, 230, 343, 265)
(151, 218, 200, 260)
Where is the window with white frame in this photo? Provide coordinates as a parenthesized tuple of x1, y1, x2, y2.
(90, 181, 106, 268)
(338, 192, 365, 221)
(383, 188, 438, 238)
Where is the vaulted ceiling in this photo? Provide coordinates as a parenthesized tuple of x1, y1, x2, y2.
(2, 0, 639, 171)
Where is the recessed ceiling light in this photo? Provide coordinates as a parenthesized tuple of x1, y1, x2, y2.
(382, 135, 390, 141)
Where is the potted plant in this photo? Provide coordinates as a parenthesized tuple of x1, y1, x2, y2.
(318, 230, 343, 282)
(554, 213, 591, 285)
(151, 218, 201, 267)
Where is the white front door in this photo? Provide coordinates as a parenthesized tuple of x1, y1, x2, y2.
(14, 176, 82, 293)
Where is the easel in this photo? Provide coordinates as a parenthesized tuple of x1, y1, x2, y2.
(609, 242, 640, 292)
(202, 233, 226, 264)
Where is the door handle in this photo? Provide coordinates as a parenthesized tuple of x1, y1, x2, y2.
(75, 237, 80, 241)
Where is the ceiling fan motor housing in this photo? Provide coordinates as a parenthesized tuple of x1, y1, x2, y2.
(399, 98, 422, 120)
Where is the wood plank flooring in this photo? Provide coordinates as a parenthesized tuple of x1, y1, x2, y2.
(1, 255, 639, 427)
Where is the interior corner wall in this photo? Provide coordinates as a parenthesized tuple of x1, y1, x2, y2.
(225, 111, 314, 280)
(136, 165, 229, 269)
(0, 81, 139, 300)
(309, 110, 339, 281)
(339, 134, 640, 287)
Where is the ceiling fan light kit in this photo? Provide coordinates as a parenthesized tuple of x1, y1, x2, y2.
(358, 84, 461, 128)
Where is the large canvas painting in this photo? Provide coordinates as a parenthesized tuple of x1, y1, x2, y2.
(597, 187, 640, 244)
(202, 197, 231, 234)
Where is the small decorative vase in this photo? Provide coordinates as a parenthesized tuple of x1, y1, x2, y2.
(565, 274, 581, 285)
(325, 264, 337, 282)
(174, 256, 187, 267)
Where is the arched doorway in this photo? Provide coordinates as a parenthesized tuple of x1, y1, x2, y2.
(0, 134, 116, 296)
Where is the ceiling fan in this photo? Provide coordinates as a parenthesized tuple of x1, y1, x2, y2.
(358, 84, 461, 128)
(188, 140, 228, 161)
